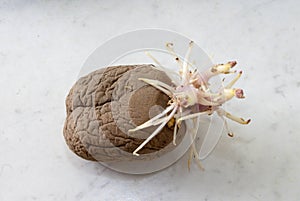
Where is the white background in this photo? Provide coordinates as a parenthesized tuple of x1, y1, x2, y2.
(0, 1, 299, 200)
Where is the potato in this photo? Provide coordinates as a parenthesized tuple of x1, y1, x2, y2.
(63, 65, 185, 162)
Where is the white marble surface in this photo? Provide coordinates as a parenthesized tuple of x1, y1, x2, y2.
(0, 0, 300, 200)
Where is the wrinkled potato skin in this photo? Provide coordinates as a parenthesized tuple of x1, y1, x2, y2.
(63, 65, 185, 162)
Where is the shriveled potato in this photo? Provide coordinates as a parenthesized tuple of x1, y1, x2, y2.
(63, 65, 185, 162)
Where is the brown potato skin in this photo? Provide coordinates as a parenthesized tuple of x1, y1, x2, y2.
(63, 65, 185, 162)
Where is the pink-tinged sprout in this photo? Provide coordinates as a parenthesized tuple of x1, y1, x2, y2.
(194, 61, 238, 86)
(211, 61, 237, 74)
(235, 88, 245, 99)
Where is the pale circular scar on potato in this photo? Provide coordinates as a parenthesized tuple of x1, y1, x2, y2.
(63, 64, 185, 162)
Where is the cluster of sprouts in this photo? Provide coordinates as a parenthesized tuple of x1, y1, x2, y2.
(129, 41, 250, 169)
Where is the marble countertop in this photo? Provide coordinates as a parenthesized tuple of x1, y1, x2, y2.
(1, 1, 299, 200)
